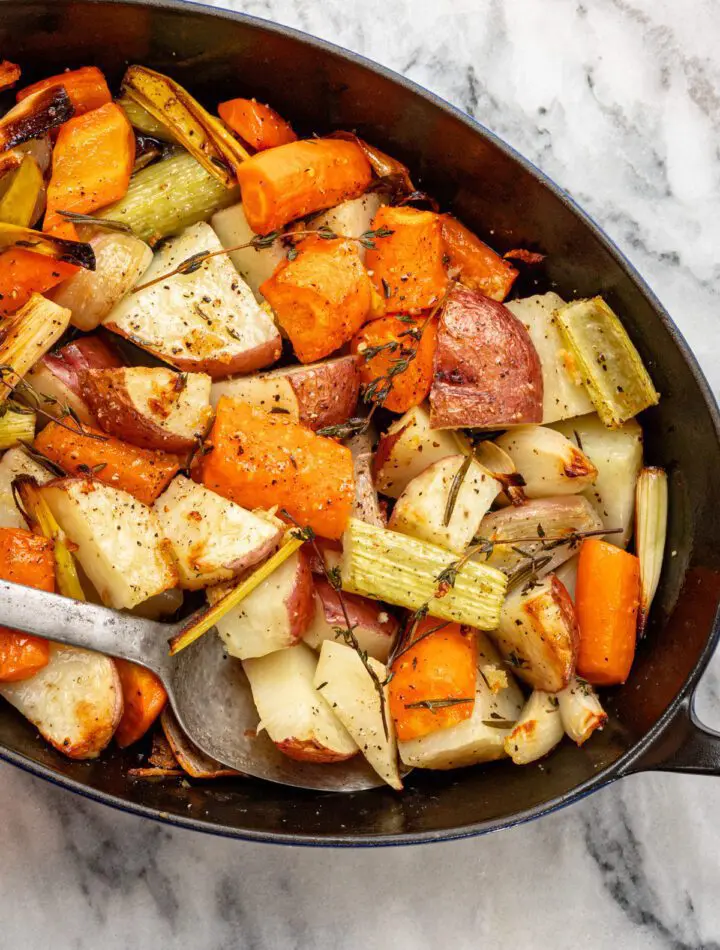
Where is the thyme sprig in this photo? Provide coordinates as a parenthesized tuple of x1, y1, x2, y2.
(404, 697, 474, 712)
(0, 366, 108, 443)
(442, 454, 473, 527)
(280, 508, 390, 740)
(133, 225, 395, 293)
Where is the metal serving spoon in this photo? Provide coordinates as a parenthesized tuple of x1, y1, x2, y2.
(0, 579, 382, 792)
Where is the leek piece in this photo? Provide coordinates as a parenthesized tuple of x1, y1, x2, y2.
(341, 518, 507, 631)
(554, 297, 659, 428)
(0, 402, 35, 449)
(635, 466, 668, 634)
(0, 155, 43, 227)
(97, 151, 238, 244)
(116, 95, 178, 142)
(0, 294, 71, 403)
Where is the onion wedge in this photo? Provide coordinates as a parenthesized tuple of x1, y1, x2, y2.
(635, 466, 668, 635)
(0, 222, 95, 270)
(0, 86, 74, 153)
(121, 66, 250, 187)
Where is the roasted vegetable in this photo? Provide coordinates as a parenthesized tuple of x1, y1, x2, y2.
(494, 425, 597, 498)
(312, 193, 386, 262)
(341, 518, 507, 630)
(303, 577, 398, 663)
(17, 66, 111, 117)
(0, 86, 73, 153)
(113, 660, 167, 748)
(0, 527, 53, 682)
(0, 250, 79, 317)
(211, 201, 286, 299)
(105, 222, 281, 376)
(440, 214, 517, 301)
(0, 61, 21, 92)
(0, 446, 52, 529)
(0, 155, 44, 227)
(218, 97, 297, 151)
(504, 691, 564, 765)
(0, 403, 35, 449)
(554, 297, 659, 427)
(635, 466, 668, 633)
(0, 294, 72, 402)
(557, 675, 607, 745)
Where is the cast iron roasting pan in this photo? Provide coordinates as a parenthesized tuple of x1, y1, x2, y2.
(1, 0, 719, 846)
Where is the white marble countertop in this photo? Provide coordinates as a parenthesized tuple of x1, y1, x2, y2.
(3, 0, 720, 947)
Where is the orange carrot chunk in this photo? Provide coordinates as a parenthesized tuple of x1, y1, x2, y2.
(440, 214, 518, 301)
(114, 659, 168, 748)
(365, 206, 448, 314)
(34, 422, 181, 506)
(17, 66, 111, 117)
(352, 314, 438, 413)
(218, 97, 297, 151)
(44, 102, 135, 234)
(389, 619, 477, 741)
(576, 538, 641, 686)
(0, 61, 21, 93)
(201, 397, 354, 540)
(0, 527, 54, 682)
(260, 236, 373, 363)
(236, 138, 372, 234)
(0, 249, 78, 317)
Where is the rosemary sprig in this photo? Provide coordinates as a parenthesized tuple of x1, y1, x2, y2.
(391, 621, 450, 663)
(404, 697, 474, 712)
(280, 508, 390, 740)
(443, 454, 473, 527)
(58, 210, 133, 235)
(0, 367, 108, 443)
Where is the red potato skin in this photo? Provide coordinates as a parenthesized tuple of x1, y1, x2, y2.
(429, 286, 543, 428)
(275, 737, 357, 764)
(284, 547, 316, 641)
(309, 576, 398, 662)
(287, 356, 361, 431)
(80, 368, 210, 453)
(305, 538, 342, 575)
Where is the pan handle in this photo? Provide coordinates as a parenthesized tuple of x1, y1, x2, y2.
(620, 692, 720, 776)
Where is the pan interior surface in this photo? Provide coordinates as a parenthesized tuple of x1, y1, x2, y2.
(1, 0, 719, 844)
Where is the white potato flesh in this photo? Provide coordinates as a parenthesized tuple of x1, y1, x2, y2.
(42, 478, 178, 609)
(0, 447, 52, 528)
(374, 404, 468, 499)
(398, 634, 524, 770)
(0, 645, 122, 759)
(506, 293, 594, 424)
(504, 691, 564, 765)
(494, 425, 597, 498)
(303, 578, 398, 663)
(104, 222, 280, 377)
(347, 429, 384, 528)
(154, 475, 281, 589)
(314, 640, 402, 790)
(552, 413, 643, 548)
(554, 554, 579, 601)
(243, 644, 358, 762)
(494, 574, 578, 692)
(211, 372, 297, 415)
(557, 675, 608, 745)
(312, 194, 386, 261)
(24, 359, 95, 427)
(478, 495, 604, 576)
(50, 232, 153, 332)
(390, 454, 501, 553)
(206, 549, 314, 659)
(211, 202, 286, 299)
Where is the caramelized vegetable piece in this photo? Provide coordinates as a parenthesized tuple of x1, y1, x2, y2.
(0, 527, 54, 682)
(17, 67, 111, 117)
(34, 422, 181, 506)
(504, 690, 564, 765)
(389, 619, 477, 741)
(0, 61, 21, 92)
(236, 138, 372, 234)
(201, 397, 355, 540)
(0, 294, 72, 401)
(114, 659, 167, 748)
(575, 538, 640, 685)
(440, 215, 517, 301)
(429, 285, 543, 429)
(0, 87, 74, 154)
(365, 206, 447, 313)
(218, 97, 297, 150)
(44, 103, 135, 233)
(260, 236, 373, 363)
(0, 155, 43, 227)
(352, 314, 438, 413)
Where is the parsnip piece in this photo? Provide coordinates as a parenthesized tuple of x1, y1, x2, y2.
(211, 202, 286, 299)
(314, 640, 402, 790)
(494, 425, 597, 498)
(41, 477, 177, 609)
(0, 446, 52, 528)
(557, 675, 608, 745)
(504, 691, 564, 764)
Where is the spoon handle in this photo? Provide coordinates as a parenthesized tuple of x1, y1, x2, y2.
(0, 579, 171, 676)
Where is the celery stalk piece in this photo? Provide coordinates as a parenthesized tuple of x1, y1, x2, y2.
(554, 297, 659, 428)
(97, 151, 238, 245)
(341, 518, 507, 631)
(0, 403, 35, 449)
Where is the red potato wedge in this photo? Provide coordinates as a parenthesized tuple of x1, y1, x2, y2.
(305, 538, 343, 577)
(389, 454, 501, 554)
(494, 425, 597, 498)
(0, 644, 122, 760)
(23, 334, 122, 428)
(303, 576, 399, 663)
(153, 475, 282, 590)
(242, 643, 358, 763)
(373, 403, 465, 499)
(104, 222, 281, 378)
(347, 429, 385, 528)
(398, 633, 524, 770)
(49, 232, 154, 332)
(493, 573, 579, 692)
(0, 446, 52, 529)
(80, 366, 212, 452)
(429, 285, 543, 429)
(160, 707, 241, 778)
(314, 640, 402, 790)
(206, 547, 314, 659)
(41, 477, 178, 610)
(210, 355, 360, 432)
(504, 690, 564, 765)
